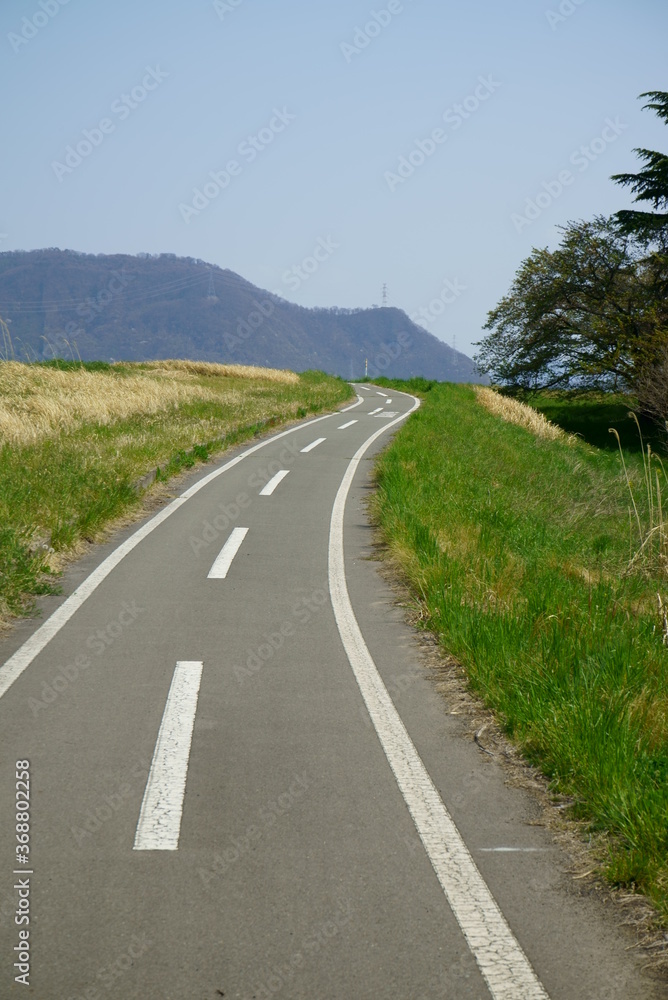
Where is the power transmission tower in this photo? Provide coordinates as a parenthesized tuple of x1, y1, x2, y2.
(382, 283, 388, 307)
(206, 268, 219, 302)
(0, 315, 14, 360)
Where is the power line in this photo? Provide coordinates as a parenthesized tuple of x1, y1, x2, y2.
(0, 269, 211, 314)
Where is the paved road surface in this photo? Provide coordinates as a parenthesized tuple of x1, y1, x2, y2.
(0, 387, 664, 999)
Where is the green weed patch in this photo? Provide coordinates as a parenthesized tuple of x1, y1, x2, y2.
(372, 381, 668, 920)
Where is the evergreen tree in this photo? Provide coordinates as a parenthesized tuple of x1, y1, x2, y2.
(612, 91, 668, 243)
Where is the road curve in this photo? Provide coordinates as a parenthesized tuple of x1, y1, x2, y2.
(0, 387, 663, 999)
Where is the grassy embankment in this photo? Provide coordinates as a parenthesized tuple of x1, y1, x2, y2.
(371, 378, 668, 921)
(0, 360, 352, 624)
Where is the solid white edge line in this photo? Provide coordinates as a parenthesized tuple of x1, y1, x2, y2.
(0, 394, 363, 701)
(259, 469, 290, 496)
(327, 396, 550, 1000)
(133, 661, 203, 851)
(337, 420, 358, 430)
(300, 437, 326, 453)
(207, 527, 249, 579)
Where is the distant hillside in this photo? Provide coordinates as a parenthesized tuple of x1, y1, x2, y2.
(0, 249, 479, 381)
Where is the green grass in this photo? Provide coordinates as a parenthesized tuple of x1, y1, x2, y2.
(369, 375, 439, 396)
(372, 381, 668, 920)
(0, 366, 352, 620)
(525, 391, 663, 455)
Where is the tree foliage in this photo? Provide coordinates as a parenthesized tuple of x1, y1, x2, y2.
(476, 218, 668, 391)
(476, 91, 668, 393)
(612, 91, 668, 243)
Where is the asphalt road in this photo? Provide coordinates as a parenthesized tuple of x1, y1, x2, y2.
(0, 387, 664, 999)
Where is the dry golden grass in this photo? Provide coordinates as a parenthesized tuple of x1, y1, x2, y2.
(436, 521, 480, 564)
(475, 386, 573, 443)
(141, 359, 299, 383)
(0, 363, 217, 447)
(628, 692, 668, 753)
(0, 360, 298, 447)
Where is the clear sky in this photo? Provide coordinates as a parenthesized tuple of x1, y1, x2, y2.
(2, 0, 667, 360)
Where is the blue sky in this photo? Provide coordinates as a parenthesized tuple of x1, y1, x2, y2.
(2, 0, 667, 360)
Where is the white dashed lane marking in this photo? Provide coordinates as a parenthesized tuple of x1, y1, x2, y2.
(0, 399, 363, 702)
(300, 437, 326, 453)
(133, 661, 203, 851)
(338, 420, 358, 430)
(207, 527, 249, 579)
(259, 470, 290, 496)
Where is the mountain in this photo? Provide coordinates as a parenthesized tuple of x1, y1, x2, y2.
(0, 249, 479, 381)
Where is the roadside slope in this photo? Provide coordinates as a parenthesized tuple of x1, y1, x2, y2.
(0, 360, 352, 627)
(371, 380, 668, 933)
